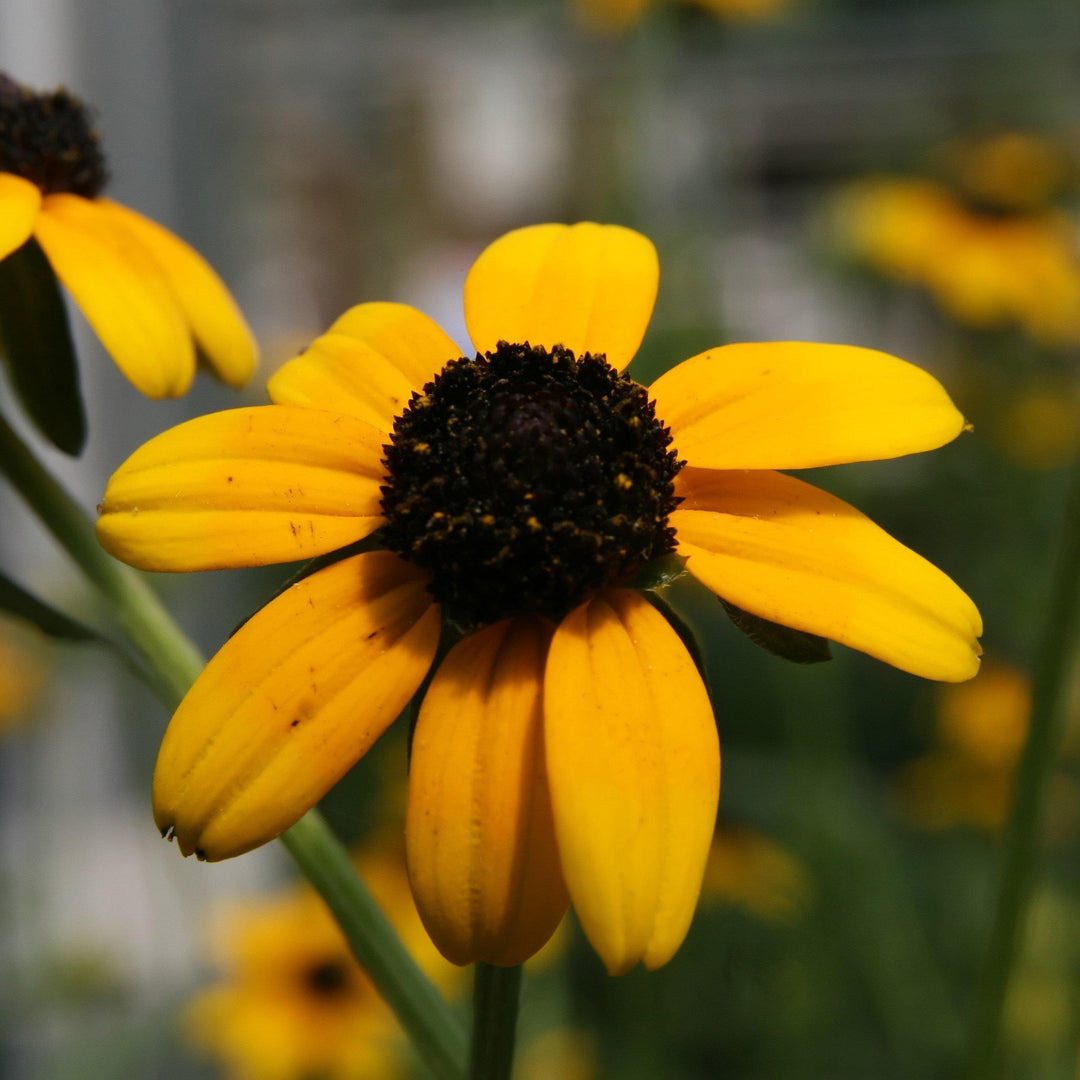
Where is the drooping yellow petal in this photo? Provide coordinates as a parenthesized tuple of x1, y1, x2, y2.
(407, 617, 568, 967)
(544, 590, 720, 974)
(154, 551, 441, 860)
(0, 174, 41, 260)
(649, 342, 967, 470)
(33, 193, 195, 397)
(463, 222, 659, 371)
(100, 198, 258, 387)
(269, 333, 421, 434)
(97, 406, 386, 571)
(671, 467, 983, 681)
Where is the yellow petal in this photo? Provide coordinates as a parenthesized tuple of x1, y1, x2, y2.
(154, 550, 441, 860)
(463, 222, 658, 371)
(0, 174, 41, 260)
(406, 617, 568, 966)
(649, 342, 967, 469)
(97, 406, 386, 571)
(100, 198, 258, 387)
(269, 332, 421, 434)
(544, 590, 720, 974)
(33, 194, 195, 397)
(672, 467, 983, 681)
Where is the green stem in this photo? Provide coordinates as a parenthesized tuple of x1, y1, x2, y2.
(0, 412, 202, 702)
(281, 814, 468, 1080)
(0, 412, 467, 1080)
(469, 963, 523, 1080)
(967, 459, 1080, 1078)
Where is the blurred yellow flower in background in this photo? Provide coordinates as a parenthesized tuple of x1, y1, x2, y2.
(186, 848, 460, 1080)
(574, 0, 790, 32)
(701, 825, 811, 923)
(0, 619, 45, 734)
(993, 384, 1080, 471)
(897, 662, 1028, 832)
(939, 132, 1070, 213)
(0, 73, 256, 397)
(832, 134, 1080, 347)
(517, 1029, 598, 1080)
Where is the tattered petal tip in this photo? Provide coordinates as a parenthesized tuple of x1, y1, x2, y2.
(407, 617, 569, 968)
(651, 342, 967, 471)
(544, 590, 720, 975)
(153, 550, 441, 861)
(99, 199, 259, 388)
(464, 222, 659, 372)
(673, 467, 983, 683)
(96, 405, 387, 572)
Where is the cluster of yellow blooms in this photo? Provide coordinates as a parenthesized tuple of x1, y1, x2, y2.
(833, 133, 1080, 348)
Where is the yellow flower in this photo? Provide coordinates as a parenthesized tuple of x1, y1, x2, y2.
(186, 849, 459, 1080)
(517, 1029, 598, 1080)
(940, 132, 1070, 213)
(898, 662, 1029, 832)
(701, 825, 810, 923)
(97, 221, 981, 974)
(0, 620, 45, 734)
(833, 171, 1080, 347)
(574, 0, 789, 32)
(994, 384, 1080, 471)
(0, 74, 256, 397)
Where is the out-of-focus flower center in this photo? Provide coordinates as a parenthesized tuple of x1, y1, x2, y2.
(301, 958, 356, 999)
(0, 73, 107, 197)
(380, 341, 682, 627)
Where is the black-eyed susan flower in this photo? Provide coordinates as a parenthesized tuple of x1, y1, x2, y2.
(97, 222, 981, 974)
(575, 0, 790, 32)
(0, 74, 256, 398)
(832, 134, 1080, 348)
(186, 848, 459, 1080)
(897, 661, 1045, 833)
(701, 825, 810, 924)
(0, 618, 45, 734)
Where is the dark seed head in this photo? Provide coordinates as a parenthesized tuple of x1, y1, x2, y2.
(380, 341, 683, 628)
(302, 959, 354, 999)
(0, 74, 107, 197)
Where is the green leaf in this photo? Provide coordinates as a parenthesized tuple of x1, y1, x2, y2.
(643, 588, 714, 701)
(631, 551, 688, 591)
(719, 598, 833, 664)
(0, 571, 101, 641)
(0, 239, 86, 455)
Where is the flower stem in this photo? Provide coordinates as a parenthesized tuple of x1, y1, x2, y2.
(0, 412, 468, 1080)
(281, 814, 468, 1080)
(967, 460, 1080, 1079)
(0, 412, 202, 703)
(469, 963, 523, 1080)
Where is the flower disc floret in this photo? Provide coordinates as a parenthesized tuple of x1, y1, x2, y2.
(380, 341, 683, 626)
(0, 76, 106, 197)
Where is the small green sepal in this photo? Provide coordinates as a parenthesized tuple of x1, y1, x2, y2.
(632, 552, 688, 592)
(720, 598, 833, 664)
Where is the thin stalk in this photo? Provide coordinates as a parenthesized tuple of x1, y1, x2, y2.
(0, 413, 467, 1079)
(0, 413, 202, 702)
(281, 814, 468, 1080)
(967, 460, 1080, 1078)
(469, 963, 523, 1080)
